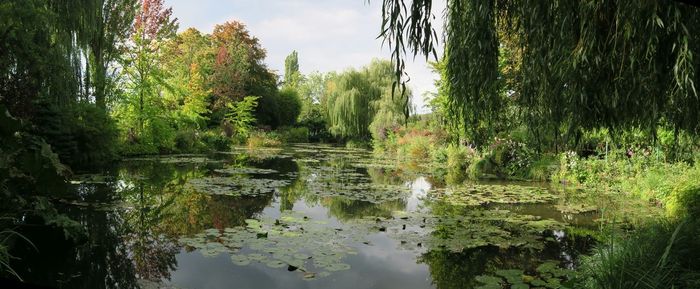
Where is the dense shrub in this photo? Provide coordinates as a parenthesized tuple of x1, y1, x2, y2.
(200, 131, 232, 151)
(247, 131, 282, 148)
(488, 138, 535, 178)
(526, 154, 558, 181)
(255, 89, 302, 129)
(576, 219, 700, 289)
(33, 102, 117, 169)
(278, 127, 309, 143)
(174, 129, 199, 153)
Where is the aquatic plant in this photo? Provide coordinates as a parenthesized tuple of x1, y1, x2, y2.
(179, 211, 356, 280)
(430, 184, 557, 207)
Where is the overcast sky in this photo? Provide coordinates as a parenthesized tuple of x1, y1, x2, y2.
(163, 0, 445, 113)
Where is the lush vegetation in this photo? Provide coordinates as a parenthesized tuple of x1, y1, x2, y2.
(2, 0, 700, 288)
(374, 0, 700, 288)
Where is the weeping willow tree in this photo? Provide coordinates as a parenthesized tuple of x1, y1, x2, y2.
(325, 60, 411, 140)
(0, 0, 137, 114)
(377, 0, 700, 150)
(326, 70, 380, 139)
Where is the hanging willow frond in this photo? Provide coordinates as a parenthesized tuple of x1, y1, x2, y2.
(376, 0, 700, 147)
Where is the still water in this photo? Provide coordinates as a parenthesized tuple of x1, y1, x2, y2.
(11, 144, 598, 289)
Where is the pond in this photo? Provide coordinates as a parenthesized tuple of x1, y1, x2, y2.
(11, 144, 600, 289)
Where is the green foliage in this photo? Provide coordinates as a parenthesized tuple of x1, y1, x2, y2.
(115, 5, 179, 155)
(326, 70, 379, 140)
(210, 21, 277, 113)
(326, 60, 411, 141)
(297, 72, 330, 135)
(445, 144, 470, 171)
(276, 88, 302, 127)
(278, 127, 310, 143)
(32, 101, 118, 168)
(283, 50, 302, 89)
(200, 131, 232, 151)
(576, 220, 700, 289)
(246, 131, 283, 148)
(225, 96, 260, 139)
(488, 138, 536, 178)
(1, 106, 71, 198)
(380, 0, 700, 151)
(527, 154, 559, 182)
(0, 106, 84, 279)
(173, 129, 200, 153)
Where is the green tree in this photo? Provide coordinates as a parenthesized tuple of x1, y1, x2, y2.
(284, 50, 302, 89)
(378, 0, 700, 150)
(325, 60, 411, 141)
(277, 87, 302, 126)
(210, 21, 273, 108)
(114, 0, 178, 153)
(86, 0, 139, 110)
(225, 96, 260, 138)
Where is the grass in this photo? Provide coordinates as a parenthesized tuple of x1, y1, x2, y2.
(576, 218, 700, 289)
(246, 131, 283, 148)
(0, 219, 36, 281)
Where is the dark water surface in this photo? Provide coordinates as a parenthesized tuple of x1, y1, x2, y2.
(10, 144, 599, 289)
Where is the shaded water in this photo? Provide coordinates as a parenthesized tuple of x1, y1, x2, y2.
(10, 144, 599, 289)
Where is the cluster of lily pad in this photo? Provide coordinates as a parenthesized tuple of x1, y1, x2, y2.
(213, 167, 279, 175)
(179, 211, 357, 280)
(475, 261, 574, 289)
(430, 184, 558, 207)
(301, 166, 411, 203)
(348, 210, 565, 253)
(126, 155, 214, 164)
(187, 176, 291, 197)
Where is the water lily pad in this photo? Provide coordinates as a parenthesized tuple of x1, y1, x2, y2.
(475, 275, 503, 285)
(431, 184, 557, 206)
(231, 255, 250, 266)
(325, 263, 351, 272)
(302, 272, 316, 280)
(495, 269, 524, 284)
(247, 253, 267, 261)
(265, 260, 287, 268)
(475, 285, 502, 289)
(214, 167, 279, 175)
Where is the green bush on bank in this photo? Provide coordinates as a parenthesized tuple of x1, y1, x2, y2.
(575, 218, 700, 289)
(278, 127, 310, 143)
(553, 149, 700, 219)
(33, 101, 118, 169)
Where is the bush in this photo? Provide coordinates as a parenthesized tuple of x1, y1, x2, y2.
(278, 127, 309, 143)
(430, 145, 449, 165)
(33, 102, 118, 169)
(527, 154, 559, 181)
(404, 135, 432, 160)
(247, 131, 282, 148)
(576, 219, 700, 289)
(174, 129, 199, 153)
(201, 131, 232, 151)
(469, 157, 496, 179)
(488, 137, 535, 178)
(667, 169, 700, 219)
(345, 139, 371, 149)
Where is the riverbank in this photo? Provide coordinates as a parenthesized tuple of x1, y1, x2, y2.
(373, 125, 700, 289)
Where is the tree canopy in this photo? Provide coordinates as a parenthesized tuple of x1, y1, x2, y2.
(378, 0, 700, 149)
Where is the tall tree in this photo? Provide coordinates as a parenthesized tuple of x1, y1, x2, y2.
(87, 0, 139, 110)
(115, 0, 178, 147)
(325, 60, 409, 140)
(284, 50, 302, 88)
(210, 21, 272, 109)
